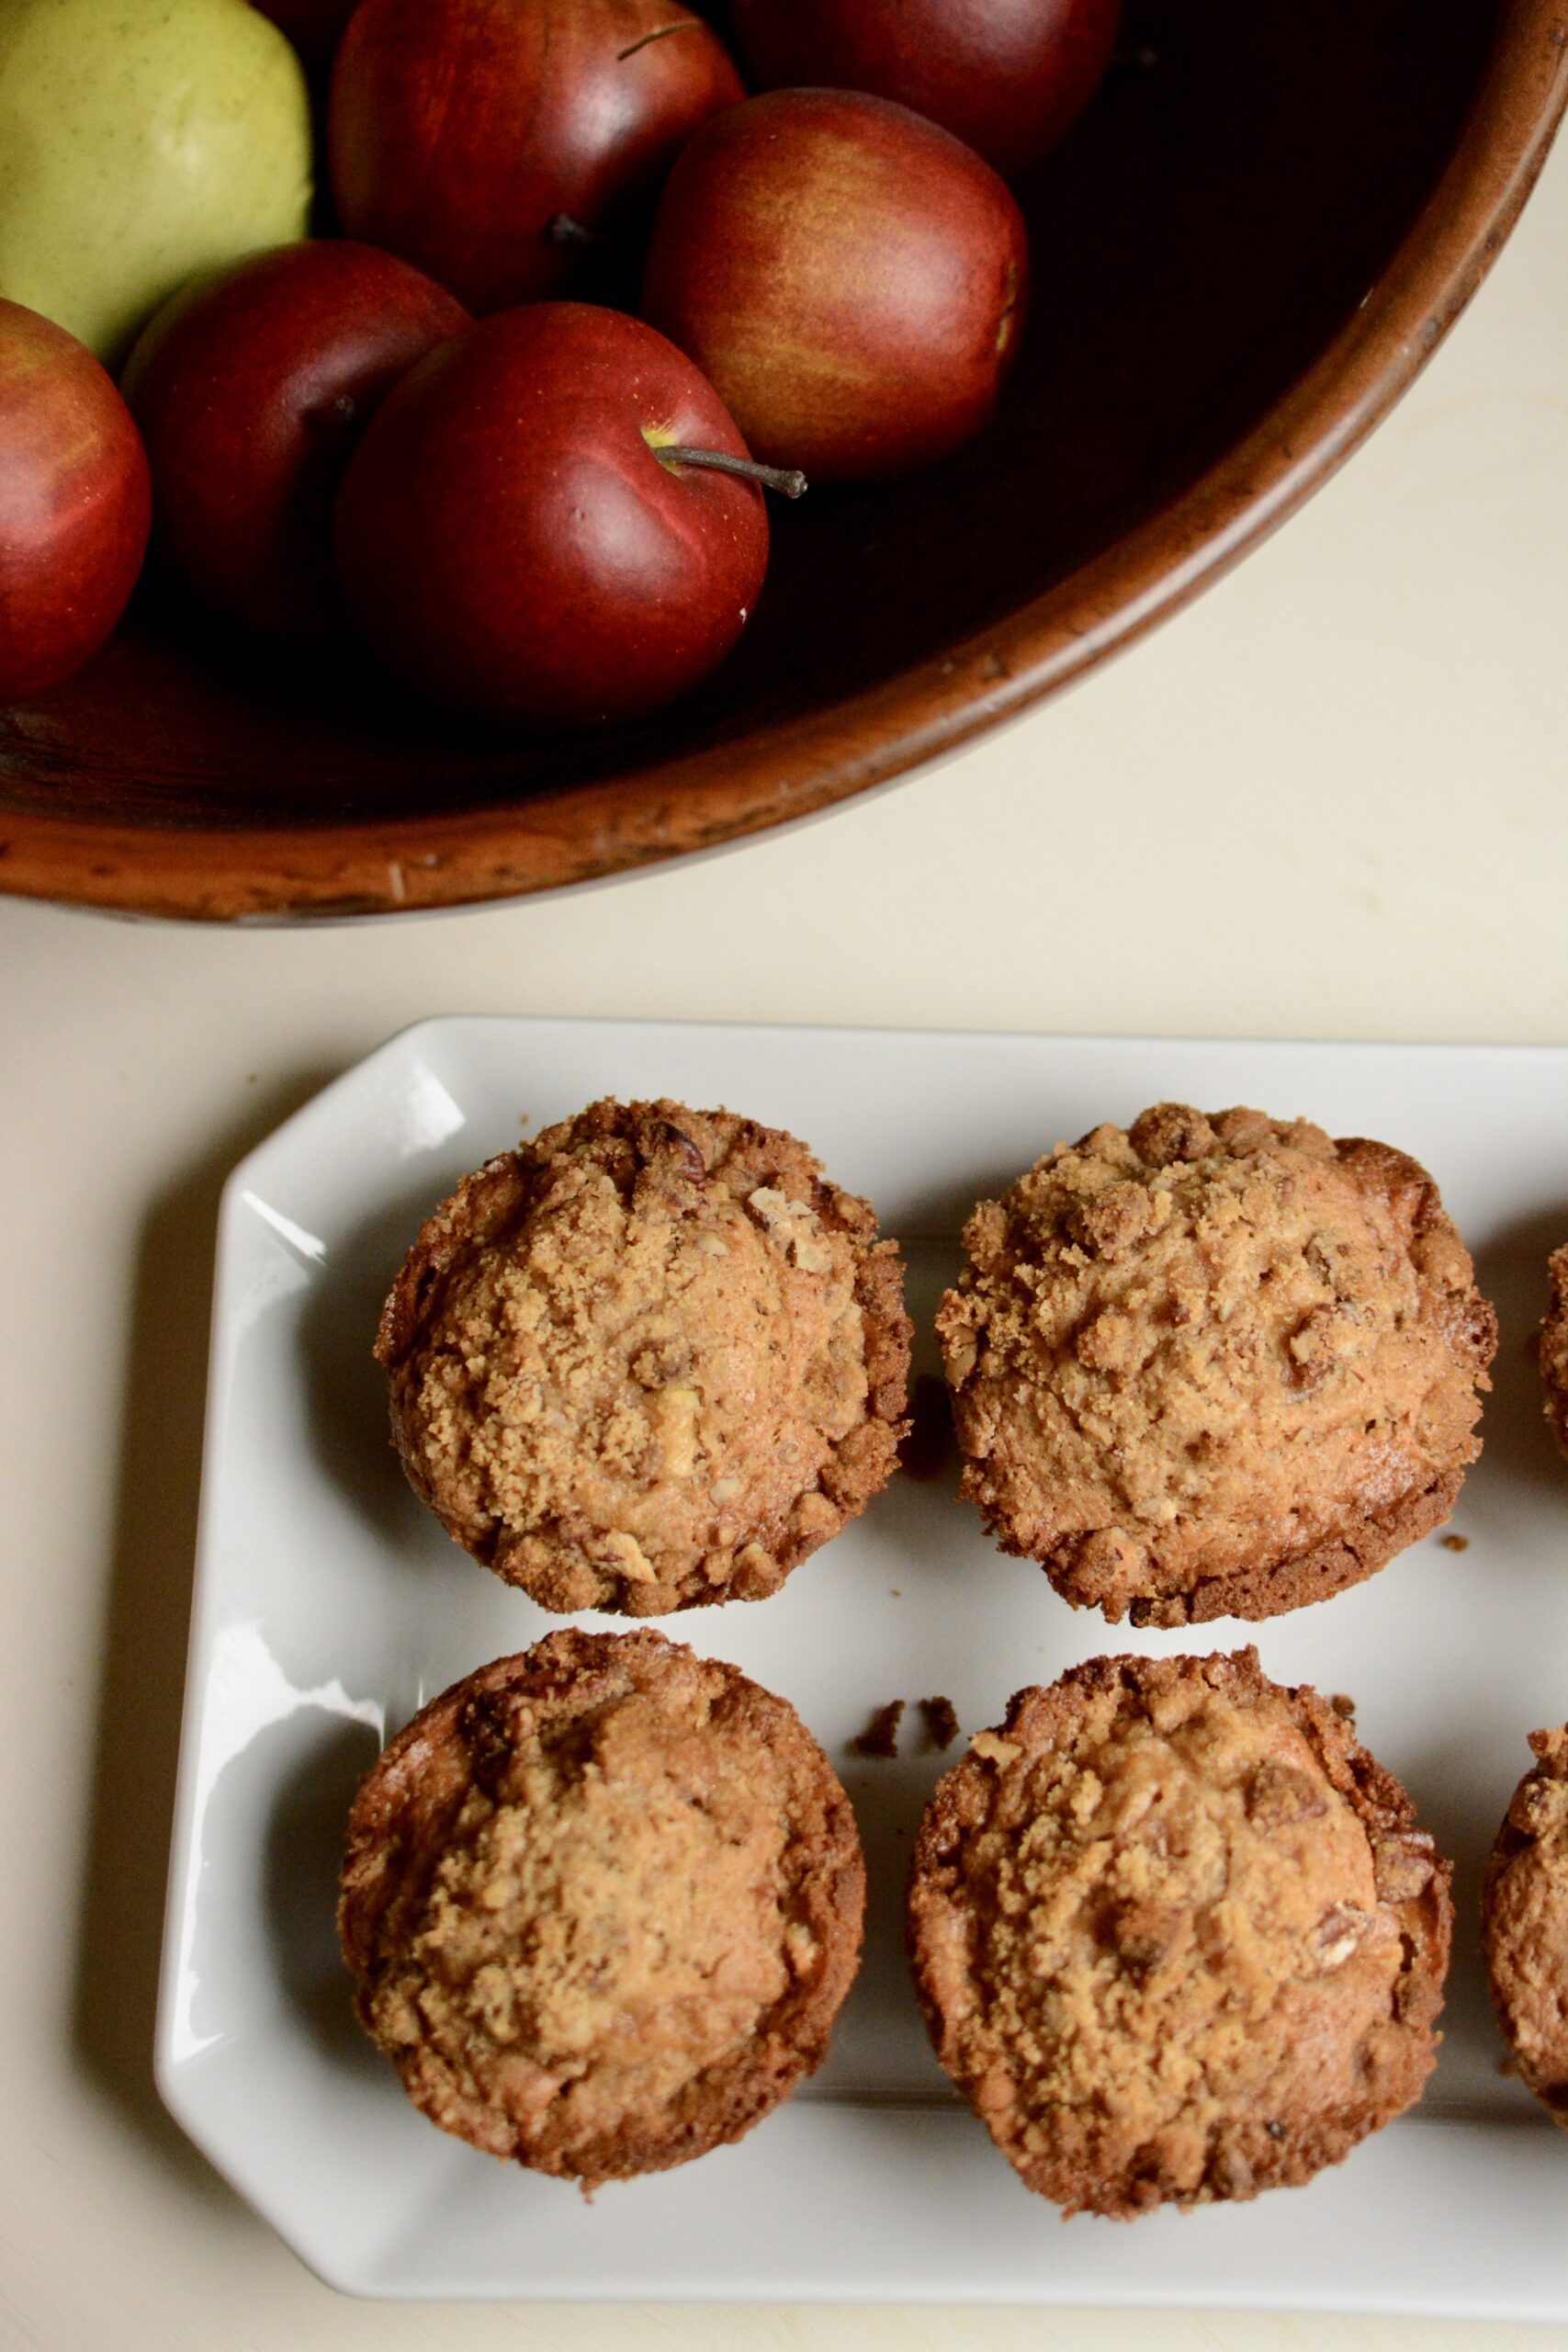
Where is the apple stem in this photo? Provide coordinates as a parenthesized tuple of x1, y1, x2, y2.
(617, 19, 703, 62)
(658, 447, 809, 500)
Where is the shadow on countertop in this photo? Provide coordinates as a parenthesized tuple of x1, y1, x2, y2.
(70, 1066, 339, 2206)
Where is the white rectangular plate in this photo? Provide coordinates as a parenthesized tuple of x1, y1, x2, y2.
(158, 1019, 1568, 2311)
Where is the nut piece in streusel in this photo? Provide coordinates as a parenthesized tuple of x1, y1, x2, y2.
(339, 1629, 866, 2188)
(377, 1098, 911, 1613)
(937, 1103, 1496, 1625)
(1483, 1724, 1568, 2128)
(907, 1648, 1451, 2219)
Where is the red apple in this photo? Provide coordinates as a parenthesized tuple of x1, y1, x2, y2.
(643, 90, 1029, 485)
(122, 242, 469, 640)
(329, 0, 745, 314)
(728, 0, 1122, 178)
(334, 303, 786, 729)
(0, 300, 151, 703)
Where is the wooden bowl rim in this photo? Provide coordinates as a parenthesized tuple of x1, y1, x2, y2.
(6, 0, 1566, 924)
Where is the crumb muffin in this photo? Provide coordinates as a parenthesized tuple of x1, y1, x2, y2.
(907, 1649, 1451, 2218)
(377, 1098, 911, 1613)
(339, 1629, 866, 2187)
(1483, 1724, 1568, 2128)
(1541, 1247, 1568, 1458)
(937, 1103, 1496, 1625)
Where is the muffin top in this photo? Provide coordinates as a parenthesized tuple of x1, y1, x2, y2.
(907, 1649, 1450, 2219)
(339, 1630, 865, 2188)
(377, 1098, 910, 1613)
(937, 1102, 1495, 1625)
(1541, 1247, 1568, 1458)
(1483, 1724, 1568, 2127)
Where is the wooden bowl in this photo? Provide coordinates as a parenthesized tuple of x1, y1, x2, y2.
(3, 0, 1563, 922)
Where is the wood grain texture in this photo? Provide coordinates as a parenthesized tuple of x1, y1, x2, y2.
(1, 0, 1562, 922)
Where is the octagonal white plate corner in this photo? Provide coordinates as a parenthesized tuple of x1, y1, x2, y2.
(157, 1018, 1568, 2307)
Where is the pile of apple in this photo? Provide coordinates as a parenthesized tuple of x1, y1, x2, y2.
(0, 0, 1119, 731)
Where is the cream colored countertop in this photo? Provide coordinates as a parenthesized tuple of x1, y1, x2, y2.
(6, 109, 1568, 2352)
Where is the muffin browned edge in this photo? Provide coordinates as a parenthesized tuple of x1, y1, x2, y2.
(946, 1132, 1496, 1628)
(1541, 1246, 1568, 1459)
(373, 1098, 912, 1612)
(339, 1628, 868, 2187)
(906, 1648, 1453, 2219)
(1125, 1464, 1466, 1630)
(1482, 1724, 1568, 2128)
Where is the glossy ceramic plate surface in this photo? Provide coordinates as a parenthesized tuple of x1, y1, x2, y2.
(158, 1019, 1568, 2307)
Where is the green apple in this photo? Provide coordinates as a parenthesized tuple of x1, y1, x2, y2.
(0, 0, 312, 366)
